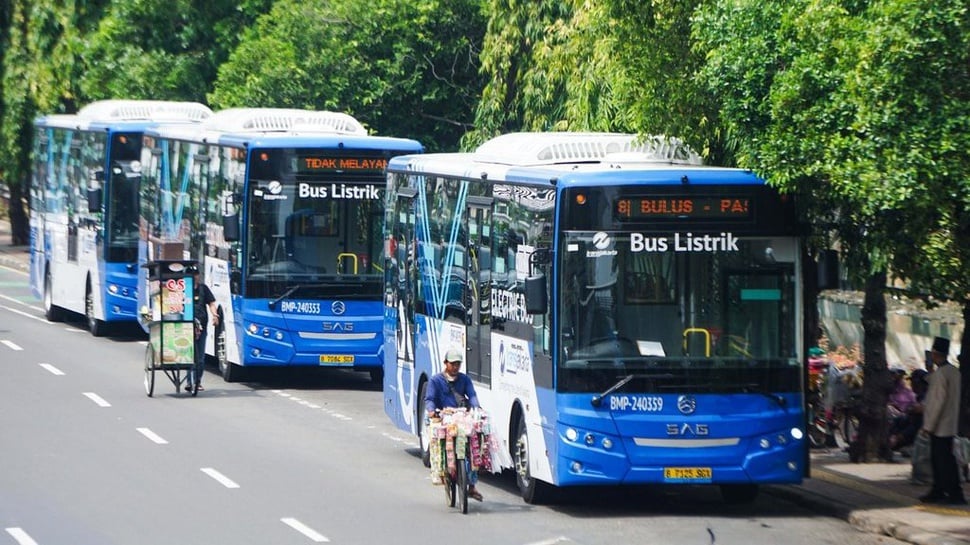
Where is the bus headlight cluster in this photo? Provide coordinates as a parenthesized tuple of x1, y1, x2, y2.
(563, 427, 614, 451)
(107, 284, 133, 298)
(759, 428, 803, 449)
(247, 322, 285, 341)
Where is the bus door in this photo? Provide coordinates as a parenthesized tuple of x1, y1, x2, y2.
(392, 189, 418, 371)
(465, 197, 493, 384)
(722, 268, 794, 359)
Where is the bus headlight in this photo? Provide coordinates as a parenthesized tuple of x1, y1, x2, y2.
(108, 284, 119, 294)
(565, 428, 578, 442)
(790, 427, 804, 441)
(601, 438, 613, 450)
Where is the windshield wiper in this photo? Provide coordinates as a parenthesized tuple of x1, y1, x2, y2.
(591, 374, 634, 408)
(743, 383, 787, 408)
(268, 284, 302, 309)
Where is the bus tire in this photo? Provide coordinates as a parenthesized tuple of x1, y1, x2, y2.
(513, 411, 555, 504)
(418, 380, 431, 468)
(721, 484, 759, 504)
(369, 368, 384, 385)
(43, 270, 64, 322)
(216, 325, 239, 382)
(85, 285, 108, 337)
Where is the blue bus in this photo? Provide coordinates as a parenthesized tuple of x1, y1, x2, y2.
(383, 132, 806, 503)
(30, 100, 213, 336)
(137, 108, 423, 382)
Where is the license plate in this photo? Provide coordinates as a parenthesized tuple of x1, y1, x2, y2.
(319, 354, 354, 365)
(663, 467, 712, 482)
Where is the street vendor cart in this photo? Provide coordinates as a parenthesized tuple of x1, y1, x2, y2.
(142, 260, 199, 397)
(428, 408, 495, 514)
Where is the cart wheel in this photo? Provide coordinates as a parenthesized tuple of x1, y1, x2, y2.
(444, 470, 456, 508)
(457, 460, 469, 514)
(144, 347, 155, 397)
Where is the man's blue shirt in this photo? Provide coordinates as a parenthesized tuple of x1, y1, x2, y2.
(425, 372, 480, 415)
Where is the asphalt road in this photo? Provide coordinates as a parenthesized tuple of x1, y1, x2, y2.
(0, 262, 905, 545)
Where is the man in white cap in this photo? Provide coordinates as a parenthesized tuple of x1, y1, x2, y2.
(425, 346, 483, 501)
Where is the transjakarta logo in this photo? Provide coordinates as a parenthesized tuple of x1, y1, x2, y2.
(499, 338, 531, 376)
(586, 231, 618, 258)
(630, 232, 739, 253)
(267, 180, 283, 194)
(298, 183, 381, 200)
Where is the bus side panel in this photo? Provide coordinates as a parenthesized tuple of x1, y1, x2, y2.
(383, 294, 420, 434)
(486, 332, 553, 481)
(29, 213, 44, 299)
(205, 257, 241, 364)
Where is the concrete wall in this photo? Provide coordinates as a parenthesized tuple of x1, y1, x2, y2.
(819, 297, 964, 369)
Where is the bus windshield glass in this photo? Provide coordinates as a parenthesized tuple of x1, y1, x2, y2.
(105, 133, 142, 262)
(245, 149, 385, 299)
(558, 231, 799, 395)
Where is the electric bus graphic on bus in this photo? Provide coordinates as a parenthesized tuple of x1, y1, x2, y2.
(29, 100, 213, 336)
(383, 132, 806, 504)
(136, 108, 422, 383)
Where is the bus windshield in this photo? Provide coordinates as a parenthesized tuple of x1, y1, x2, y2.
(558, 231, 799, 395)
(245, 155, 385, 299)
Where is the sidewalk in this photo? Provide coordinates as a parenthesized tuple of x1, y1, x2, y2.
(770, 449, 970, 545)
(0, 217, 28, 272)
(2, 218, 970, 544)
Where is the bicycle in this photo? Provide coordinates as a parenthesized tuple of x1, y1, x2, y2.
(428, 408, 493, 514)
(808, 395, 860, 451)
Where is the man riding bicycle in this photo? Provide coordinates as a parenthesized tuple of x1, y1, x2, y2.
(425, 347, 484, 502)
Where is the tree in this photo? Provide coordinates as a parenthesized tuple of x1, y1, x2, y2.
(210, 0, 486, 152)
(78, 0, 272, 102)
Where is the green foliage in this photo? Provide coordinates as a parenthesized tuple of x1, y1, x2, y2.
(210, 0, 486, 152)
(79, 0, 272, 103)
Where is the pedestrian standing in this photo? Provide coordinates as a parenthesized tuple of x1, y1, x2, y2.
(919, 336, 966, 504)
(189, 269, 217, 392)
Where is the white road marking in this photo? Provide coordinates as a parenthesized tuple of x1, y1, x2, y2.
(83, 392, 111, 407)
(201, 467, 240, 488)
(1, 339, 23, 350)
(280, 518, 329, 542)
(136, 427, 168, 444)
(39, 363, 64, 375)
(0, 294, 40, 310)
(0, 306, 46, 323)
(5, 527, 39, 545)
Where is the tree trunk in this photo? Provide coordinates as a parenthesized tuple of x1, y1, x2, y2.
(959, 301, 970, 437)
(802, 245, 822, 350)
(856, 271, 891, 462)
(7, 181, 28, 245)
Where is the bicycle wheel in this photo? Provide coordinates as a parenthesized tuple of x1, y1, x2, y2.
(457, 459, 469, 514)
(444, 469, 456, 508)
(144, 346, 156, 397)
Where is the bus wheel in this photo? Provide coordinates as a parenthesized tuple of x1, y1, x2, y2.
(721, 484, 759, 504)
(216, 325, 239, 382)
(513, 412, 555, 504)
(43, 271, 64, 322)
(369, 368, 383, 385)
(418, 381, 431, 468)
(85, 286, 108, 337)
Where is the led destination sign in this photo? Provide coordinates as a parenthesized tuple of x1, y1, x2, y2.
(615, 196, 752, 220)
(298, 156, 388, 173)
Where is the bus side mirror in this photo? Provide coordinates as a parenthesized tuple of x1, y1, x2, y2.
(525, 274, 547, 315)
(817, 249, 839, 289)
(223, 213, 240, 242)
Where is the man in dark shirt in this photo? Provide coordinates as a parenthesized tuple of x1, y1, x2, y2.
(425, 347, 483, 501)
